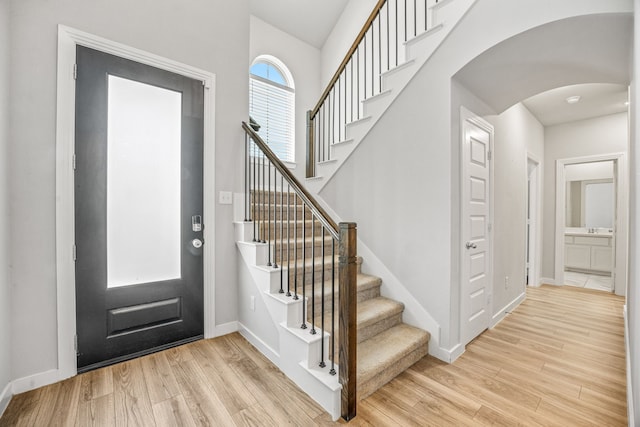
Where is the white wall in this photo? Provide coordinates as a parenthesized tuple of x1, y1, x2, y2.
(541, 113, 628, 284)
(250, 16, 321, 180)
(627, 1, 639, 423)
(320, 0, 631, 353)
(9, 0, 249, 381)
(488, 103, 544, 320)
(0, 0, 12, 410)
(320, 0, 377, 88)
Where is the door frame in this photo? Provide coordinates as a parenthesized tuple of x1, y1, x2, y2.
(554, 153, 628, 295)
(55, 25, 216, 380)
(459, 106, 494, 346)
(526, 153, 542, 287)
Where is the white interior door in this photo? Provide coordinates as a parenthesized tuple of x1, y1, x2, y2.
(460, 108, 493, 346)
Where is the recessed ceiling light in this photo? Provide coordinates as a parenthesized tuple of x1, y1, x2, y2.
(565, 95, 581, 104)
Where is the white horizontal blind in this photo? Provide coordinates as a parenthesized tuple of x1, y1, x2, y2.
(249, 75, 295, 162)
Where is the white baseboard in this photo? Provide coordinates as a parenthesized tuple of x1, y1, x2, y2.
(539, 277, 557, 286)
(214, 321, 239, 337)
(238, 322, 280, 366)
(11, 369, 59, 395)
(491, 292, 526, 328)
(430, 343, 464, 363)
(0, 381, 11, 418)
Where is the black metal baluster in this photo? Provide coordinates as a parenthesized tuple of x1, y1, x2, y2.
(424, 0, 428, 32)
(371, 29, 374, 97)
(357, 47, 361, 119)
(252, 140, 257, 242)
(260, 154, 265, 243)
(319, 226, 326, 368)
(278, 175, 284, 289)
(414, 0, 417, 37)
(363, 33, 367, 100)
(273, 166, 278, 269)
(404, 0, 408, 42)
(378, 12, 382, 93)
(350, 58, 354, 123)
(267, 162, 271, 265)
(338, 74, 341, 143)
(244, 134, 249, 222)
(310, 215, 316, 335)
(396, 0, 399, 66)
(301, 204, 307, 329)
(294, 195, 299, 300)
(330, 237, 336, 375)
(286, 182, 291, 297)
(387, 2, 390, 72)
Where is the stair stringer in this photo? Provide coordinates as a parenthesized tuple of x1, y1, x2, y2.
(235, 221, 342, 421)
(306, 0, 477, 194)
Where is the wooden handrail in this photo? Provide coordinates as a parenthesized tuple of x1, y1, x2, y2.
(242, 121, 339, 239)
(310, 0, 387, 119)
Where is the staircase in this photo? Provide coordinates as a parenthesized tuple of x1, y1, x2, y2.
(306, 0, 475, 190)
(236, 188, 429, 416)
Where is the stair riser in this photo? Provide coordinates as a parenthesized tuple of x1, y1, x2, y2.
(358, 344, 427, 400)
(250, 191, 302, 205)
(257, 222, 325, 239)
(268, 240, 336, 262)
(251, 206, 313, 220)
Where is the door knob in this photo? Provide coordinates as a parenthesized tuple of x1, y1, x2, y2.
(465, 242, 477, 249)
(192, 238, 204, 249)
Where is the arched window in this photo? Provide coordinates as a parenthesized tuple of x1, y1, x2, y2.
(249, 56, 295, 163)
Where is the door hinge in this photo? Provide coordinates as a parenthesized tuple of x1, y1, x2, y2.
(487, 151, 492, 161)
(73, 63, 78, 80)
(72, 154, 76, 170)
(74, 334, 79, 355)
(488, 223, 492, 232)
(72, 244, 77, 261)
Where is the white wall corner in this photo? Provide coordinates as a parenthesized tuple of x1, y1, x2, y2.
(214, 321, 239, 338)
(0, 381, 11, 418)
(624, 304, 635, 425)
(11, 369, 60, 395)
(490, 291, 526, 328)
(539, 277, 557, 286)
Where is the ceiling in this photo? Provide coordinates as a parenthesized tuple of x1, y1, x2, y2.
(522, 83, 628, 127)
(249, 0, 350, 48)
(454, 14, 633, 119)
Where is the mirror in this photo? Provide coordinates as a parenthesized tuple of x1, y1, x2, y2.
(565, 161, 614, 229)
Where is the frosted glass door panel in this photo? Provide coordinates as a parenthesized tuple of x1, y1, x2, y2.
(107, 75, 182, 288)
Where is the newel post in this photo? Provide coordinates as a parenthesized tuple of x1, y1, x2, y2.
(339, 222, 357, 421)
(306, 110, 316, 178)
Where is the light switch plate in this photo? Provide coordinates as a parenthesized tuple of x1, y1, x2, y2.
(219, 191, 232, 205)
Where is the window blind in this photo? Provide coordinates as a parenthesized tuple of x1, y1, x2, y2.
(249, 76, 295, 163)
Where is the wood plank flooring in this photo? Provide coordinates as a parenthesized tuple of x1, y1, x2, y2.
(0, 285, 627, 426)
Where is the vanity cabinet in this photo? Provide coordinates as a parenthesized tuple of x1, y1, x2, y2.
(564, 235, 612, 273)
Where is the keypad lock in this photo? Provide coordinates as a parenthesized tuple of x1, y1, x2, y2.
(192, 215, 203, 232)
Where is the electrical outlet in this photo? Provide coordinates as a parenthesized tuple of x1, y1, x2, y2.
(505, 276, 509, 289)
(250, 296, 255, 311)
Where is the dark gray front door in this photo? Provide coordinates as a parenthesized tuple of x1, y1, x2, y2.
(74, 46, 204, 372)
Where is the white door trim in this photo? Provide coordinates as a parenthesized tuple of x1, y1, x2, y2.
(459, 106, 494, 346)
(55, 25, 216, 381)
(554, 152, 628, 295)
(526, 153, 542, 287)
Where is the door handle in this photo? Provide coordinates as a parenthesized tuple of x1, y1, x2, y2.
(465, 242, 477, 250)
(192, 238, 204, 249)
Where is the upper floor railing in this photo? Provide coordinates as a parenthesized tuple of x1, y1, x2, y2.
(306, 0, 436, 177)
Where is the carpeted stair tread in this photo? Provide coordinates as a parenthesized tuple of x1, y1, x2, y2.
(358, 323, 429, 387)
(357, 297, 404, 329)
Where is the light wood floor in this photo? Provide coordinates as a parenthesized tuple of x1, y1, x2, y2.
(0, 285, 627, 426)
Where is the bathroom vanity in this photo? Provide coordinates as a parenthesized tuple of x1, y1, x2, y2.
(564, 228, 613, 273)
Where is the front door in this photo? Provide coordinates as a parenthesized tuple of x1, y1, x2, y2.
(74, 46, 204, 372)
(460, 108, 492, 346)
